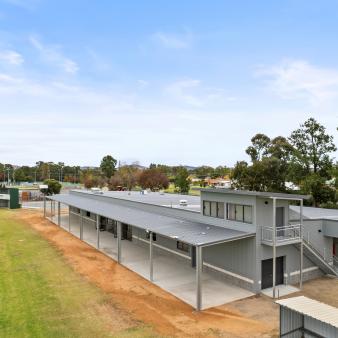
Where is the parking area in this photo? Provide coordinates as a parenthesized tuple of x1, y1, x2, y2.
(49, 210, 254, 310)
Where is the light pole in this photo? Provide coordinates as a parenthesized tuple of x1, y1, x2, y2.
(6, 167, 10, 186)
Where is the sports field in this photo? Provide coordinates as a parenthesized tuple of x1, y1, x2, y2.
(0, 209, 156, 338)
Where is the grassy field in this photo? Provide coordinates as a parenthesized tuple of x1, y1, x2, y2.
(0, 210, 156, 338)
(164, 183, 201, 196)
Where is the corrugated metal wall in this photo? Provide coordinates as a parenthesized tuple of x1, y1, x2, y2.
(280, 307, 303, 338)
(304, 316, 338, 338)
(280, 307, 338, 338)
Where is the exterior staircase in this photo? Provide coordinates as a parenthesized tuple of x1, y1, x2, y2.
(297, 239, 338, 277)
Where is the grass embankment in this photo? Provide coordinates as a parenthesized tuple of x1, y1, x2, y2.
(0, 210, 156, 338)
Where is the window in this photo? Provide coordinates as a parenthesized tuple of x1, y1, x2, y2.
(177, 241, 189, 252)
(203, 200, 225, 219)
(227, 203, 253, 224)
(210, 201, 217, 217)
(86, 211, 91, 217)
(217, 202, 225, 218)
(203, 201, 210, 216)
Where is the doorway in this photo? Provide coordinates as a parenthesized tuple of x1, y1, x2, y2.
(261, 256, 284, 289)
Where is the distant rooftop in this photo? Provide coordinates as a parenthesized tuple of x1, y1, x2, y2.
(290, 205, 338, 221)
(75, 190, 201, 212)
(200, 188, 310, 200)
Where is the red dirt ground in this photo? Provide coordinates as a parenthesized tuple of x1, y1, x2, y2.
(14, 209, 280, 337)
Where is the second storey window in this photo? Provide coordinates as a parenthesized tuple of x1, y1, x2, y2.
(227, 203, 253, 223)
(203, 201, 225, 219)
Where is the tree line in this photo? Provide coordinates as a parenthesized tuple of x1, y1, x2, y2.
(1, 117, 337, 206)
(231, 118, 337, 207)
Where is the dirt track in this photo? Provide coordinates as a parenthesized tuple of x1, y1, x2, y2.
(12, 209, 281, 337)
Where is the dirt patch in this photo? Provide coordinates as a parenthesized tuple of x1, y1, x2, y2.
(12, 209, 281, 337)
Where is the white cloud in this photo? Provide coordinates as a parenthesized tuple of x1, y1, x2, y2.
(29, 36, 78, 74)
(165, 78, 226, 106)
(165, 79, 202, 105)
(256, 59, 338, 102)
(152, 31, 191, 49)
(137, 79, 149, 88)
(0, 50, 24, 65)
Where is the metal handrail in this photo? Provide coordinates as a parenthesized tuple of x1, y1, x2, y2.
(261, 224, 301, 243)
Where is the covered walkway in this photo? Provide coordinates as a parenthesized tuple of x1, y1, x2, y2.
(46, 195, 255, 310)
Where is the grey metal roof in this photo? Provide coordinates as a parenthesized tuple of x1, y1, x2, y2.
(290, 205, 338, 221)
(50, 193, 254, 247)
(200, 188, 310, 200)
(276, 296, 338, 328)
(76, 190, 201, 212)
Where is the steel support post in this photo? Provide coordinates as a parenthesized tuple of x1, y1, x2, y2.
(57, 202, 61, 226)
(96, 214, 100, 249)
(149, 231, 153, 281)
(196, 245, 202, 311)
(68, 206, 71, 232)
(80, 210, 83, 240)
(117, 221, 122, 263)
(272, 197, 277, 298)
(300, 199, 303, 289)
(43, 195, 46, 218)
(50, 199, 53, 222)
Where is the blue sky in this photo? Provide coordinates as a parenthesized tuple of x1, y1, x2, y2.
(0, 0, 337, 166)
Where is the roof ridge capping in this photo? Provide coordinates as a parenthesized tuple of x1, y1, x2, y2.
(200, 188, 310, 200)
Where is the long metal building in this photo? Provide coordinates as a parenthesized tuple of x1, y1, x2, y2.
(45, 188, 338, 310)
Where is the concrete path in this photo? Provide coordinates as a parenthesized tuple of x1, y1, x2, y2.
(51, 213, 254, 310)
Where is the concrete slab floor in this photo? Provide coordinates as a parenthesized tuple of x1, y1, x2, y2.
(51, 213, 254, 310)
(261, 285, 300, 298)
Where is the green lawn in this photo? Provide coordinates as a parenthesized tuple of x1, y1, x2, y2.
(0, 210, 156, 338)
(164, 183, 201, 196)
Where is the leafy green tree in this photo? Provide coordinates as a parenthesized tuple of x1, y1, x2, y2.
(174, 167, 191, 193)
(14, 168, 28, 182)
(246, 133, 271, 162)
(231, 134, 293, 192)
(100, 155, 117, 179)
(289, 118, 336, 179)
(289, 118, 337, 206)
(301, 173, 336, 207)
(43, 179, 62, 195)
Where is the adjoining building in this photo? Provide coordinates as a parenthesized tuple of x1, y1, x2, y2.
(276, 296, 338, 337)
(46, 188, 338, 310)
(0, 187, 20, 209)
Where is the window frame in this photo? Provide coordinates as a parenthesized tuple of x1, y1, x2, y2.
(203, 200, 225, 219)
(226, 203, 253, 224)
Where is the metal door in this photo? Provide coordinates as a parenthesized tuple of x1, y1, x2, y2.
(261, 257, 284, 289)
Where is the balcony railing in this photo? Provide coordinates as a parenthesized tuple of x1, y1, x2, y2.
(261, 224, 301, 245)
